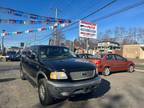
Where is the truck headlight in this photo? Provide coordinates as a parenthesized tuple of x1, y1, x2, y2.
(50, 71, 68, 79)
(6, 56, 9, 58)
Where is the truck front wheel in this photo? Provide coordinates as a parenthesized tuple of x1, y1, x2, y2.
(38, 78, 55, 106)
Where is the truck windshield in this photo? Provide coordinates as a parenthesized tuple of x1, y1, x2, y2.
(39, 46, 76, 59)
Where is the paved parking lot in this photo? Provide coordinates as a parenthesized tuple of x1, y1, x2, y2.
(0, 62, 144, 108)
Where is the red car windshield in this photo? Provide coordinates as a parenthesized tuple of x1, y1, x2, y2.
(89, 54, 104, 59)
(78, 54, 104, 59)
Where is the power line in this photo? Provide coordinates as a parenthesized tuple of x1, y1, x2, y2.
(80, 0, 117, 20)
(61, 0, 144, 35)
(30, 0, 116, 44)
(26, 34, 52, 45)
(92, 0, 144, 22)
(71, 0, 101, 19)
(62, 0, 117, 31)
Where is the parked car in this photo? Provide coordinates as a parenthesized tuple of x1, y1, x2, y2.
(20, 45, 101, 106)
(5, 51, 20, 61)
(77, 53, 135, 76)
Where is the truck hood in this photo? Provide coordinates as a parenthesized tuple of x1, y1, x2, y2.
(41, 58, 96, 72)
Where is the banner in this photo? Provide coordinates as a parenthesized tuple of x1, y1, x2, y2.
(79, 20, 97, 39)
(0, 23, 69, 36)
(0, 18, 71, 25)
(0, 6, 71, 23)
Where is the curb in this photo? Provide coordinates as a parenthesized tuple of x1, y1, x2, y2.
(135, 69, 144, 72)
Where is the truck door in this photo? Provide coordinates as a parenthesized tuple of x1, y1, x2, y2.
(26, 49, 39, 79)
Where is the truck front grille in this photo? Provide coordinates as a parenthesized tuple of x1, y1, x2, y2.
(70, 70, 95, 81)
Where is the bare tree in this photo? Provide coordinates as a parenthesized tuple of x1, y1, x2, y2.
(99, 27, 144, 45)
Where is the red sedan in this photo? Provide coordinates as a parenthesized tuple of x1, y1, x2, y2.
(77, 53, 135, 76)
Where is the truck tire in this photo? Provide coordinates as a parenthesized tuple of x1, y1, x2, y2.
(20, 65, 26, 80)
(103, 67, 110, 76)
(38, 78, 55, 106)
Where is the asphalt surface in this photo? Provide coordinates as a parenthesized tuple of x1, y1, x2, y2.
(0, 62, 144, 108)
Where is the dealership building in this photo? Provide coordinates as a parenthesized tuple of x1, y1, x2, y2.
(97, 41, 121, 53)
(123, 44, 144, 59)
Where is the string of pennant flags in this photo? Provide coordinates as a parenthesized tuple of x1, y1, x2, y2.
(1, 22, 69, 36)
(0, 6, 71, 23)
(0, 18, 70, 24)
(0, 6, 72, 36)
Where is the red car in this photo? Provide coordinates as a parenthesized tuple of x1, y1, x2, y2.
(77, 53, 135, 76)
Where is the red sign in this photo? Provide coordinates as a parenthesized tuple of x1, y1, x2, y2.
(79, 20, 97, 39)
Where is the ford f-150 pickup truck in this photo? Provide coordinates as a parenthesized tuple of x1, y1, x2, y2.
(20, 45, 101, 106)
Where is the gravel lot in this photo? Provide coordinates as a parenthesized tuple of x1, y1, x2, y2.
(0, 62, 144, 108)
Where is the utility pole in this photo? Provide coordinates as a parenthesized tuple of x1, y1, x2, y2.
(83, 37, 89, 53)
(34, 32, 36, 45)
(1, 30, 5, 56)
(51, 8, 61, 45)
(55, 8, 58, 19)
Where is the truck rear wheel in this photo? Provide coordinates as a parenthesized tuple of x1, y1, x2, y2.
(38, 78, 55, 106)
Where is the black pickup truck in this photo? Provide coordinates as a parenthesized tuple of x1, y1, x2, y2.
(20, 45, 101, 106)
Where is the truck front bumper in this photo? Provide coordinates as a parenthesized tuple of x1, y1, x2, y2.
(47, 76, 101, 98)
